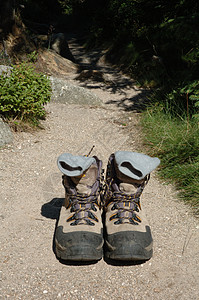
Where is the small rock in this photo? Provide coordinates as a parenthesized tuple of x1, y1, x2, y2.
(50, 77, 102, 106)
(0, 118, 13, 147)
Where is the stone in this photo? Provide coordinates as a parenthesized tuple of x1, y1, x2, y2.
(50, 77, 102, 106)
(0, 118, 13, 147)
(76, 70, 105, 82)
(50, 33, 76, 62)
(36, 50, 77, 77)
(0, 65, 12, 75)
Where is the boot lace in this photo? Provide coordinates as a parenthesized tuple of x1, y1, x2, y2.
(104, 175, 150, 225)
(109, 191, 142, 225)
(66, 192, 100, 226)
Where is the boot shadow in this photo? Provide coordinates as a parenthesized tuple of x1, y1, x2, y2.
(41, 198, 100, 266)
(41, 197, 64, 220)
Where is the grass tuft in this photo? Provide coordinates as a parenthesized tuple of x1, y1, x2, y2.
(141, 106, 199, 214)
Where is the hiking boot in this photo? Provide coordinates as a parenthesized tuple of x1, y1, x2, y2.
(55, 153, 103, 261)
(103, 151, 160, 261)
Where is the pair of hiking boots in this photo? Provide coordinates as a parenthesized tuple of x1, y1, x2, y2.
(55, 151, 160, 261)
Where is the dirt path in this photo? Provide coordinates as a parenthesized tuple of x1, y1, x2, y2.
(0, 35, 199, 300)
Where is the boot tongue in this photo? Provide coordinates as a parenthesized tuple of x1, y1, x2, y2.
(119, 182, 137, 194)
(71, 164, 98, 194)
(115, 161, 142, 194)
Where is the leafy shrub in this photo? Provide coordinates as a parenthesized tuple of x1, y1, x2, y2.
(180, 81, 199, 121)
(0, 61, 52, 126)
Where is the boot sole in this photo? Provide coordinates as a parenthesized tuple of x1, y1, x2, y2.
(55, 229, 103, 261)
(56, 244, 103, 261)
(105, 249, 153, 261)
(104, 229, 153, 261)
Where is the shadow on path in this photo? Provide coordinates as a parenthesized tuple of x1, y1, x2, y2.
(66, 33, 151, 111)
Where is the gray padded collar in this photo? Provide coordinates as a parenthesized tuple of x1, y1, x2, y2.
(115, 151, 160, 180)
(57, 153, 95, 176)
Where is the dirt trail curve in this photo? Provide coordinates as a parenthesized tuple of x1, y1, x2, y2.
(0, 34, 199, 300)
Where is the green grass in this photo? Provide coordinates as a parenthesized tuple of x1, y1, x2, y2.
(141, 106, 199, 214)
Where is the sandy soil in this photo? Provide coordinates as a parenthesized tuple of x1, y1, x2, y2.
(0, 35, 199, 300)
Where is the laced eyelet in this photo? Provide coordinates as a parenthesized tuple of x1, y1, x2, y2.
(66, 192, 100, 226)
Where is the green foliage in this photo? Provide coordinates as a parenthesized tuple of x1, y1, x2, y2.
(57, 0, 102, 17)
(58, 0, 74, 15)
(141, 106, 199, 213)
(0, 60, 52, 126)
(180, 81, 199, 120)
